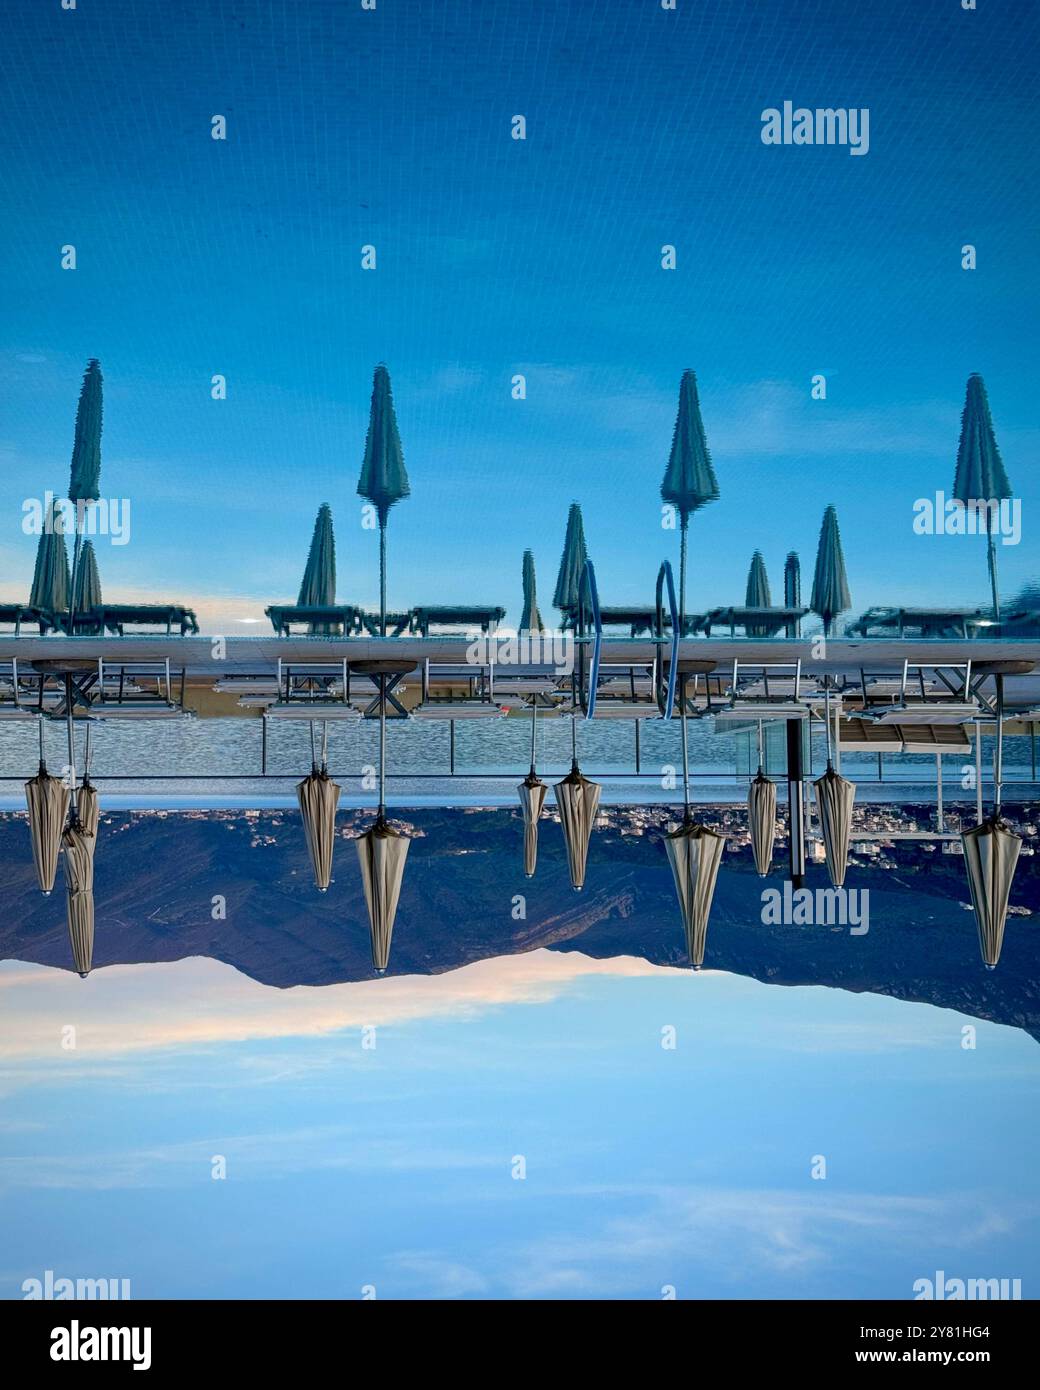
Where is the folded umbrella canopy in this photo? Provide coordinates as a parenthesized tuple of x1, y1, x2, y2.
(810, 505, 851, 637)
(960, 664, 1021, 967)
(518, 771, 547, 878)
(953, 374, 1012, 621)
(517, 701, 547, 877)
(25, 724, 71, 895)
(29, 500, 71, 614)
(664, 818, 725, 970)
(813, 765, 856, 889)
(962, 817, 1020, 969)
(355, 819, 409, 973)
(519, 549, 544, 634)
(552, 503, 589, 615)
(72, 540, 103, 615)
(813, 685, 855, 888)
(749, 771, 777, 877)
(297, 726, 340, 892)
(354, 665, 410, 971)
(65, 889, 95, 979)
(67, 358, 103, 626)
(296, 503, 337, 632)
(660, 370, 720, 626)
(553, 762, 601, 891)
(62, 820, 96, 979)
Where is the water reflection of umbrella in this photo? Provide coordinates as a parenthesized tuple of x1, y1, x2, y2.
(813, 685, 855, 888)
(748, 723, 776, 877)
(517, 703, 547, 877)
(552, 503, 589, 614)
(810, 505, 851, 637)
(24, 723, 70, 895)
(61, 818, 96, 979)
(962, 818, 1019, 969)
(961, 663, 1021, 967)
(297, 722, 340, 892)
(665, 819, 725, 970)
(356, 820, 409, 973)
(65, 888, 95, 979)
(660, 370, 719, 626)
(519, 549, 544, 633)
(354, 663, 411, 972)
(953, 374, 1011, 621)
(356, 365, 410, 636)
(554, 762, 600, 891)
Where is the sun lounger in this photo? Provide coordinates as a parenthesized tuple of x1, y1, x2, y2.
(48, 604, 200, 636)
(698, 605, 809, 638)
(408, 605, 505, 637)
(0, 603, 54, 636)
(847, 606, 989, 639)
(265, 604, 362, 636)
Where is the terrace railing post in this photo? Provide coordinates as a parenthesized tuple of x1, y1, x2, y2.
(786, 717, 805, 887)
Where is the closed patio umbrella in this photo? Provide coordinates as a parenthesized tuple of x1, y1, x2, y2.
(357, 365, 410, 635)
(961, 663, 1021, 967)
(61, 815, 96, 979)
(67, 359, 103, 627)
(519, 549, 544, 633)
(665, 819, 725, 969)
(29, 501, 71, 614)
(297, 722, 340, 892)
(518, 703, 547, 877)
(552, 503, 589, 615)
(553, 761, 600, 891)
(297, 503, 337, 632)
(962, 818, 1020, 969)
(660, 370, 720, 626)
(953, 374, 1012, 622)
(748, 724, 776, 877)
(356, 819, 409, 973)
(72, 540, 102, 614)
(810, 505, 851, 637)
(813, 686, 855, 888)
(24, 722, 70, 895)
(745, 551, 771, 637)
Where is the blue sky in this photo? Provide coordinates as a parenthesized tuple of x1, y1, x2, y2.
(2, 954, 1038, 1299)
(1, 0, 1037, 630)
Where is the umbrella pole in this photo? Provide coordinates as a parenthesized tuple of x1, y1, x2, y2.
(570, 707, 577, 771)
(378, 673, 386, 822)
(975, 717, 983, 824)
(68, 524, 83, 630)
(936, 753, 945, 833)
(321, 720, 329, 775)
(679, 516, 688, 630)
(309, 719, 316, 771)
(379, 522, 387, 638)
(756, 719, 764, 776)
(529, 699, 538, 776)
(823, 682, 833, 770)
(987, 516, 1000, 623)
(680, 674, 691, 822)
(38, 711, 46, 771)
(994, 673, 1005, 818)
